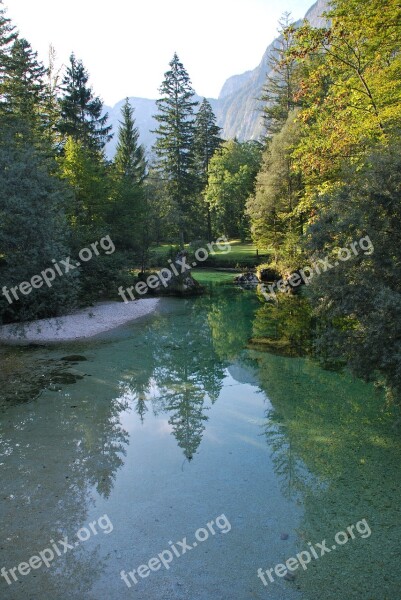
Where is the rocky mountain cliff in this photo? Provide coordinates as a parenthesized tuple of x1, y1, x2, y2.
(214, 0, 328, 142)
(104, 0, 328, 159)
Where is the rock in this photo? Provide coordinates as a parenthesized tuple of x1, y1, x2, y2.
(234, 272, 259, 286)
(280, 532, 289, 540)
(149, 250, 204, 297)
(51, 372, 84, 385)
(257, 267, 280, 282)
(60, 355, 87, 362)
(284, 571, 296, 581)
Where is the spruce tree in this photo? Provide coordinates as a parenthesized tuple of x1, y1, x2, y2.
(261, 13, 301, 137)
(152, 53, 198, 244)
(115, 98, 146, 183)
(1, 38, 46, 128)
(194, 98, 222, 237)
(109, 98, 148, 253)
(0, 1, 17, 85)
(58, 54, 112, 151)
(194, 98, 221, 180)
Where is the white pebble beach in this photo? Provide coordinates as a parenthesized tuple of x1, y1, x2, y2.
(0, 298, 160, 343)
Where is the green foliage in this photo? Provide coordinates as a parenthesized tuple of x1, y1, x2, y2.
(59, 54, 113, 151)
(152, 53, 198, 243)
(110, 99, 148, 256)
(114, 98, 146, 183)
(305, 145, 401, 402)
(193, 98, 222, 184)
(58, 137, 110, 241)
(247, 111, 304, 272)
(193, 98, 222, 238)
(205, 140, 262, 240)
(261, 12, 302, 137)
(0, 125, 79, 323)
(1, 37, 46, 133)
(290, 0, 401, 198)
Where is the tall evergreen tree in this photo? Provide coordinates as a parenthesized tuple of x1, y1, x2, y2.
(1, 38, 46, 128)
(109, 99, 148, 254)
(0, 1, 17, 86)
(261, 13, 301, 138)
(114, 98, 146, 182)
(152, 53, 198, 244)
(194, 98, 222, 237)
(58, 54, 112, 151)
(194, 98, 222, 181)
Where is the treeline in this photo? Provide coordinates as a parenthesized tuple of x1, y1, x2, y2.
(0, 1, 152, 323)
(246, 1, 401, 403)
(0, 2, 263, 324)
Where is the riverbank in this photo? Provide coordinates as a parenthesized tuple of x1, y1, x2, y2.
(0, 299, 160, 343)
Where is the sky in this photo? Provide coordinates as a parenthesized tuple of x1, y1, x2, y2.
(6, 0, 315, 107)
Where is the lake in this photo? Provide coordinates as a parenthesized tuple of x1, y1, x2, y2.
(0, 272, 400, 599)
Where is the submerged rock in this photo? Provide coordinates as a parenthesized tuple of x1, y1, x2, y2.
(51, 372, 84, 385)
(60, 355, 87, 362)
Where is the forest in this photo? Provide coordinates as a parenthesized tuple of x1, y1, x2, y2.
(1, 0, 401, 407)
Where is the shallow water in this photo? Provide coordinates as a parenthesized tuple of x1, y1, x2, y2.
(0, 277, 400, 599)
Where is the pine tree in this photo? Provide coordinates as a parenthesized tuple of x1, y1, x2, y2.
(194, 98, 222, 181)
(58, 54, 112, 151)
(152, 53, 198, 244)
(194, 98, 222, 238)
(261, 13, 301, 137)
(0, 1, 17, 86)
(1, 38, 46, 127)
(109, 98, 148, 253)
(114, 98, 146, 183)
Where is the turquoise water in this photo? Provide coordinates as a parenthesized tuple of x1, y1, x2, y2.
(0, 276, 400, 599)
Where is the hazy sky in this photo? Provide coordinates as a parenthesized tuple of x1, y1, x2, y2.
(6, 0, 314, 107)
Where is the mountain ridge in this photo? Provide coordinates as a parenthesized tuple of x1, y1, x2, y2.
(104, 0, 328, 159)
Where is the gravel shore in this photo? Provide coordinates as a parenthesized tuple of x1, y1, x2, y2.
(0, 299, 160, 343)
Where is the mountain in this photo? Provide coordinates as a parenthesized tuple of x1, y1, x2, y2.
(104, 97, 157, 160)
(215, 0, 328, 142)
(104, 0, 328, 159)
(104, 94, 218, 160)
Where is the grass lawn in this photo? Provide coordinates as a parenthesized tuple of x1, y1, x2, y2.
(192, 269, 237, 284)
(149, 240, 270, 269)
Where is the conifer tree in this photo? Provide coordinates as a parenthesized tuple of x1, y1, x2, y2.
(115, 98, 146, 183)
(152, 53, 198, 244)
(110, 99, 148, 253)
(261, 13, 301, 137)
(194, 98, 222, 181)
(194, 98, 222, 238)
(58, 54, 112, 151)
(1, 38, 46, 128)
(0, 1, 17, 86)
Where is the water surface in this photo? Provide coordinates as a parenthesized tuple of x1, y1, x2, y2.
(0, 275, 400, 599)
